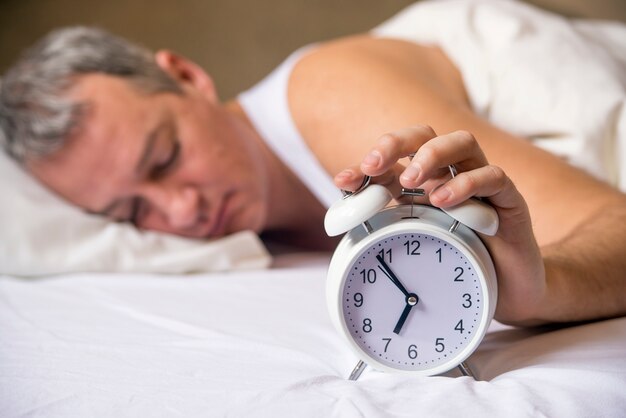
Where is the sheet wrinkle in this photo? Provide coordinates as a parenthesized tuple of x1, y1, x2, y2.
(102, 304, 340, 378)
(232, 376, 381, 418)
(2, 253, 625, 416)
(0, 283, 74, 342)
(11, 394, 79, 417)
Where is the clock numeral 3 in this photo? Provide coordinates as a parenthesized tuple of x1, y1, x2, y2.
(462, 293, 472, 308)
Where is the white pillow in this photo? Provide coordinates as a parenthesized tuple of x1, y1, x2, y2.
(0, 151, 271, 277)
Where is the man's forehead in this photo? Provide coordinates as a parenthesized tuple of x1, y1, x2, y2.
(26, 77, 156, 211)
(26, 127, 130, 211)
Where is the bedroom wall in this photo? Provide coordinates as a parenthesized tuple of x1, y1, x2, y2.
(0, 0, 625, 100)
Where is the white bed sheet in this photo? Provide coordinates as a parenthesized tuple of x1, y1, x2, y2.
(1, 253, 625, 417)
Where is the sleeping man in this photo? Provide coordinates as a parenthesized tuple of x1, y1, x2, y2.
(1, 3, 625, 327)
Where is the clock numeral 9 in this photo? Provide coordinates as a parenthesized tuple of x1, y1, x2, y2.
(360, 268, 377, 284)
(403, 240, 421, 255)
(353, 292, 364, 307)
(362, 318, 372, 333)
(435, 338, 445, 353)
(408, 344, 418, 359)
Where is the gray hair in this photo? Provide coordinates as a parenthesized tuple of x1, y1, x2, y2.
(0, 26, 182, 162)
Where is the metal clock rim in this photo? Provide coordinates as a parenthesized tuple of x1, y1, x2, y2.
(326, 205, 497, 377)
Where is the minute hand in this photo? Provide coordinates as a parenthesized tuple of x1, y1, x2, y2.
(376, 255, 410, 297)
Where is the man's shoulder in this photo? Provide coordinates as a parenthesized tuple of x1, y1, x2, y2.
(286, 35, 468, 173)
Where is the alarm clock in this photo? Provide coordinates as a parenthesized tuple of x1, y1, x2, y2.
(324, 172, 499, 380)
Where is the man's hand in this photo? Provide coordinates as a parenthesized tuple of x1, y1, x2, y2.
(334, 126, 546, 325)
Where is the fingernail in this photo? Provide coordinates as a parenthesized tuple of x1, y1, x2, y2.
(335, 169, 354, 181)
(400, 165, 421, 183)
(432, 186, 451, 202)
(362, 151, 381, 168)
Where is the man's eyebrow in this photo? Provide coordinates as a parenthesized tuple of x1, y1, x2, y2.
(91, 122, 167, 217)
(135, 122, 167, 176)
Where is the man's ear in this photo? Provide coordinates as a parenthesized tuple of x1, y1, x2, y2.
(154, 50, 218, 101)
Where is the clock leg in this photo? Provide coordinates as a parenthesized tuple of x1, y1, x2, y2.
(458, 361, 476, 380)
(348, 360, 368, 381)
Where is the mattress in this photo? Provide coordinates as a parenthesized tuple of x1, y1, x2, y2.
(1, 252, 624, 417)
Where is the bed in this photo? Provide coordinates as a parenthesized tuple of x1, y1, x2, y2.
(1, 252, 625, 417)
(1, 1, 626, 417)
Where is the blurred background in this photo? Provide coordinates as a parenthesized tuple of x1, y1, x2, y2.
(1, 0, 625, 100)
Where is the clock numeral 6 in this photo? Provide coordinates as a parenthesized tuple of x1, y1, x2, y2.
(408, 344, 418, 359)
(362, 318, 373, 333)
(435, 337, 445, 353)
(360, 268, 377, 284)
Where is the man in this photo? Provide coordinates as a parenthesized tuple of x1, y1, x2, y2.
(1, 23, 624, 327)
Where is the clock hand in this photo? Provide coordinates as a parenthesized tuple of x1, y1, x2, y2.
(375, 256, 421, 334)
(393, 294, 419, 335)
(394, 304, 412, 335)
(376, 255, 410, 297)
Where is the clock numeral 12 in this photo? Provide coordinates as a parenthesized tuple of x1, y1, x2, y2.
(404, 240, 421, 255)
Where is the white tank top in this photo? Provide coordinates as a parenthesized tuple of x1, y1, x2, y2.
(237, 47, 342, 209)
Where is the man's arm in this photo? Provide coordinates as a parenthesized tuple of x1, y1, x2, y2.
(288, 35, 626, 324)
(539, 202, 626, 323)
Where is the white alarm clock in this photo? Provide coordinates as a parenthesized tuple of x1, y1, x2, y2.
(325, 173, 499, 380)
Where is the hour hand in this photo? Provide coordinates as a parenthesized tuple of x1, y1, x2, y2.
(376, 255, 410, 297)
(393, 294, 419, 335)
(394, 304, 412, 334)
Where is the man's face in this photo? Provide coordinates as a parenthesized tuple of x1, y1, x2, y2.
(28, 73, 269, 239)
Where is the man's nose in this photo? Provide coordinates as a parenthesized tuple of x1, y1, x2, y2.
(150, 185, 201, 230)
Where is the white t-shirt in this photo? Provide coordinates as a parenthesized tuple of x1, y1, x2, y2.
(238, 47, 342, 208)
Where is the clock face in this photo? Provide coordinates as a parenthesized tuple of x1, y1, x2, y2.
(341, 231, 485, 373)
